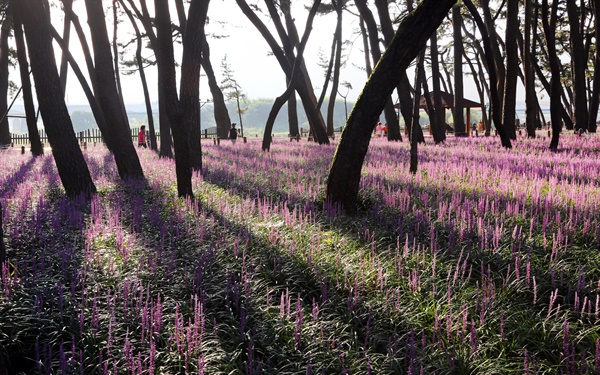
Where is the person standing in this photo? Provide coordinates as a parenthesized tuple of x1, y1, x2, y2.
(137, 125, 147, 148)
(229, 123, 238, 144)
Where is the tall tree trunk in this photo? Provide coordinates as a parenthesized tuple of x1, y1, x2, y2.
(112, 0, 129, 127)
(430, 31, 447, 143)
(354, 0, 402, 142)
(0, 202, 5, 264)
(566, 0, 588, 132)
(201, 34, 232, 140)
(375, 0, 409, 141)
(155, 0, 209, 197)
(542, 0, 562, 149)
(85, 0, 145, 180)
(262, 1, 319, 151)
(17, 0, 96, 198)
(326, 0, 457, 215)
(59, 0, 73, 93)
(524, 0, 538, 137)
(589, 0, 600, 132)
(326, 3, 343, 137)
(481, 0, 505, 111)
(463, 0, 512, 148)
(0, 7, 11, 146)
(119, 0, 158, 150)
(125, 0, 173, 157)
(155, 0, 190, 196)
(282, 6, 329, 144)
(359, 16, 372, 75)
(464, 49, 489, 133)
(503, 0, 519, 139)
(288, 90, 299, 137)
(180, 2, 207, 173)
(236, 0, 329, 144)
(410, 49, 426, 174)
(13, 15, 44, 156)
(452, 4, 466, 136)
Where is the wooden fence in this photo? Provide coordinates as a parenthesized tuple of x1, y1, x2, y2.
(9, 126, 219, 146)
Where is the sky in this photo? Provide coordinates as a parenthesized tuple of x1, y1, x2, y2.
(9, 0, 495, 109)
(57, 0, 372, 106)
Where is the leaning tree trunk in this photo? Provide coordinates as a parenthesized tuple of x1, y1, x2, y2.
(17, 0, 96, 198)
(201, 33, 232, 140)
(85, 0, 145, 180)
(0, 8, 11, 146)
(326, 0, 457, 215)
(13, 15, 44, 156)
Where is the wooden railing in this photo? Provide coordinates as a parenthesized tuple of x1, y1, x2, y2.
(8, 126, 219, 146)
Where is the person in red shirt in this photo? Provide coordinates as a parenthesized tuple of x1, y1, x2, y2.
(138, 125, 147, 148)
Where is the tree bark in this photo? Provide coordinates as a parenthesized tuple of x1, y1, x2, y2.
(326, 2, 343, 137)
(481, 0, 505, 112)
(59, 0, 73, 93)
(503, 0, 519, 139)
(430, 31, 447, 143)
(262, 0, 319, 151)
(410, 49, 426, 174)
(326, 0, 457, 215)
(542, 0, 562, 149)
(452, 4, 466, 136)
(85, 0, 145, 180)
(288, 89, 299, 137)
(0, 6, 11, 146)
(155, 0, 209, 197)
(0, 202, 5, 264)
(375, 0, 409, 141)
(119, 0, 158, 150)
(17, 0, 96, 198)
(463, 0, 512, 148)
(354, 0, 402, 142)
(524, 0, 538, 137)
(126, 0, 174, 157)
(112, 0, 129, 128)
(236, 0, 328, 144)
(13, 14, 44, 156)
(201, 34, 232, 140)
(566, 0, 589, 132)
(588, 0, 600, 132)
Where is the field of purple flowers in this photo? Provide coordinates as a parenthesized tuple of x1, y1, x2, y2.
(1, 135, 599, 374)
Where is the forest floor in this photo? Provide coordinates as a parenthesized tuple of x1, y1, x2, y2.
(1, 133, 599, 374)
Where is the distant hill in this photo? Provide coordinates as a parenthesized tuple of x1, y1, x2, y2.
(7, 99, 356, 135)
